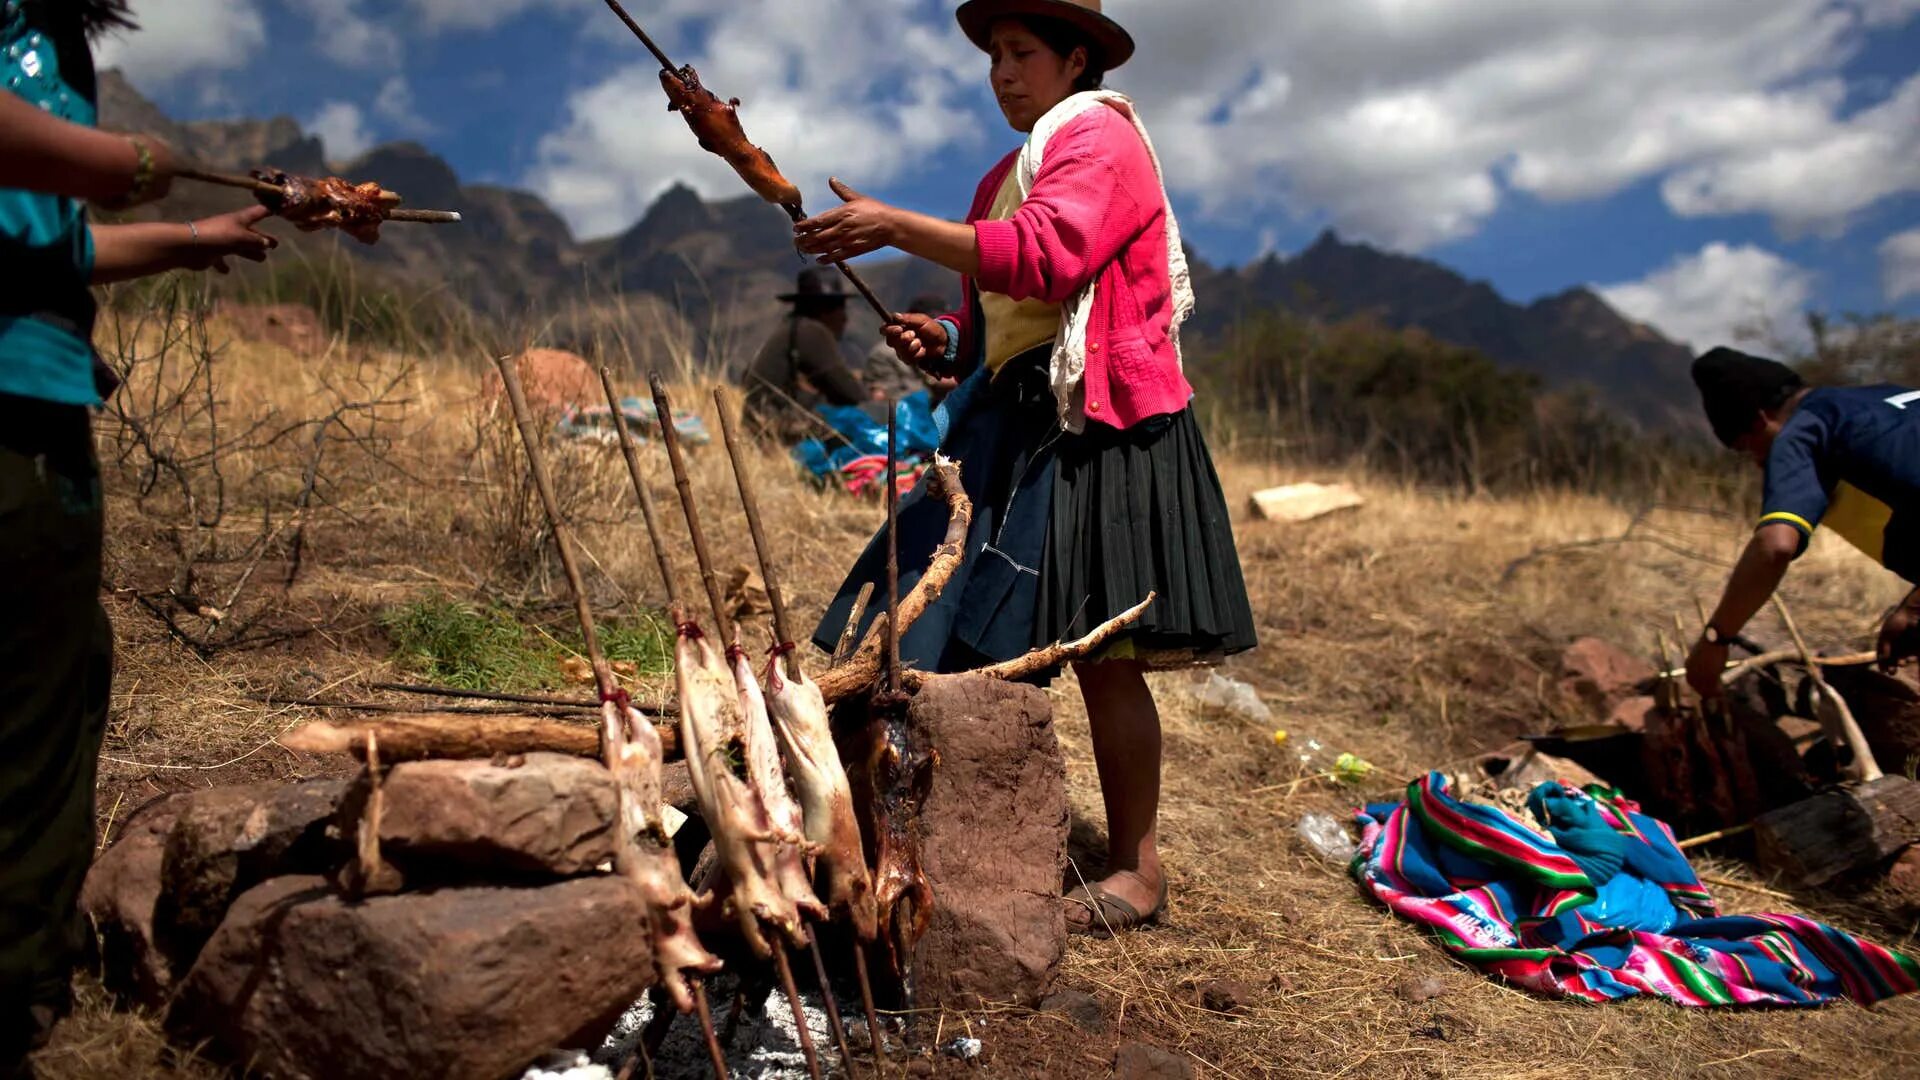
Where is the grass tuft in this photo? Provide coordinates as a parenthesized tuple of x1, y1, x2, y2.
(380, 592, 674, 692)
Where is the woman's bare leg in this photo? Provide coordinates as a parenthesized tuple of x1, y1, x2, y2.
(1070, 659, 1162, 919)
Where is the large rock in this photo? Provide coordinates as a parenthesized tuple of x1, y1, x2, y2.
(1558, 638, 1655, 716)
(170, 876, 656, 1080)
(903, 674, 1067, 1010)
(1823, 666, 1920, 777)
(81, 793, 192, 1006)
(153, 779, 350, 979)
(370, 753, 619, 879)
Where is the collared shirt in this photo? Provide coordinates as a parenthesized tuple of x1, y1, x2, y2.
(1761, 384, 1920, 582)
(0, 0, 100, 406)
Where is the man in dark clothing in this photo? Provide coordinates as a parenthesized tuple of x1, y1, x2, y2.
(741, 268, 869, 442)
(1684, 346, 1920, 705)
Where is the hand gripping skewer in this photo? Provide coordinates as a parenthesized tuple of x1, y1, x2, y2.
(493, 355, 729, 1080)
(646, 373, 827, 1080)
(595, 0, 891, 324)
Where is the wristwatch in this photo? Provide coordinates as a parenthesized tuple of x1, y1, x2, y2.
(1702, 625, 1733, 646)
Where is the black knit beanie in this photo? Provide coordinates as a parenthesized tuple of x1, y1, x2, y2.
(1691, 347, 1805, 448)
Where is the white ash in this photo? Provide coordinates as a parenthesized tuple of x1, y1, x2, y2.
(591, 974, 864, 1080)
(520, 1052, 613, 1080)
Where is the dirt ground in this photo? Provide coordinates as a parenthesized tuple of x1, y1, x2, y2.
(31, 309, 1920, 1078)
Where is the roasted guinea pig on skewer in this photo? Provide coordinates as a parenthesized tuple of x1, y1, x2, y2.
(765, 651, 878, 940)
(866, 697, 935, 979)
(251, 169, 399, 244)
(730, 638, 829, 938)
(658, 66, 803, 212)
(674, 620, 803, 958)
(603, 696, 721, 1013)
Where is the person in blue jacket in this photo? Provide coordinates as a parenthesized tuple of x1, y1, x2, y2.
(1684, 347, 1920, 704)
(2, 3, 280, 1073)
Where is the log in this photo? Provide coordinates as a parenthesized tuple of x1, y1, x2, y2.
(1753, 775, 1920, 888)
(279, 713, 679, 762)
(816, 458, 971, 704)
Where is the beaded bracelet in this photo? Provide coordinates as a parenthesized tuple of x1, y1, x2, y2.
(121, 136, 155, 206)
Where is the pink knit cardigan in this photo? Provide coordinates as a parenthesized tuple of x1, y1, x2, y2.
(941, 105, 1193, 430)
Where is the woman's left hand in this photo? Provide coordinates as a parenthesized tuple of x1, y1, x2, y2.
(793, 178, 898, 264)
(181, 205, 279, 274)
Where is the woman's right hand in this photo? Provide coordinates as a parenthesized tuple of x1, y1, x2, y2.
(885, 313, 948, 368)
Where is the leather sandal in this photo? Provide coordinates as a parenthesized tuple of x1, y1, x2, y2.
(1063, 873, 1168, 939)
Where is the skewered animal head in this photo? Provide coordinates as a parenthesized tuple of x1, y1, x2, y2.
(251, 168, 399, 244)
(765, 651, 878, 940)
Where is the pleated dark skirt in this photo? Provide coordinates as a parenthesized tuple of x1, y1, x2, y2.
(811, 349, 1257, 678)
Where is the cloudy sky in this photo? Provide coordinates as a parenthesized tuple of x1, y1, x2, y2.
(97, 0, 1920, 353)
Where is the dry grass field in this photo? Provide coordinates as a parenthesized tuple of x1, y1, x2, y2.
(31, 294, 1920, 1079)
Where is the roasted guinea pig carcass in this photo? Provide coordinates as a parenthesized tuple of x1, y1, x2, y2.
(658, 66, 803, 211)
(602, 696, 720, 1013)
(730, 638, 828, 940)
(764, 652, 877, 940)
(674, 620, 804, 957)
(251, 169, 399, 244)
(867, 698, 935, 979)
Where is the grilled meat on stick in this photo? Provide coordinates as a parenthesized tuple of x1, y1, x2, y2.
(868, 700, 936, 979)
(251, 169, 398, 244)
(675, 621, 800, 958)
(602, 696, 720, 1013)
(764, 652, 878, 941)
(658, 67, 803, 212)
(731, 641, 829, 938)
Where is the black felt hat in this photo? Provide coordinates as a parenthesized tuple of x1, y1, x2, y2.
(778, 268, 851, 305)
(1691, 346, 1805, 448)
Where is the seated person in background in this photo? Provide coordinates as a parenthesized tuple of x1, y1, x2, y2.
(741, 268, 870, 442)
(864, 293, 958, 404)
(1684, 347, 1920, 703)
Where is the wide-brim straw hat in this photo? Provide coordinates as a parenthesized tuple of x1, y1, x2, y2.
(956, 0, 1136, 70)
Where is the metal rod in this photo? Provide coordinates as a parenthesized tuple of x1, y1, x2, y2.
(714, 386, 799, 673)
(599, 0, 680, 71)
(884, 407, 901, 694)
(649, 373, 734, 638)
(807, 931, 860, 1080)
(602, 366, 683, 609)
(772, 945, 826, 1080)
(495, 355, 616, 700)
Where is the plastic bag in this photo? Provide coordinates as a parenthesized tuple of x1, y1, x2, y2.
(1296, 812, 1358, 863)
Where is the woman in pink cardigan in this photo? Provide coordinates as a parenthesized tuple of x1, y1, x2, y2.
(798, 0, 1255, 935)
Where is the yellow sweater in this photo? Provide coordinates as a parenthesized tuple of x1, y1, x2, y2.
(980, 167, 1061, 373)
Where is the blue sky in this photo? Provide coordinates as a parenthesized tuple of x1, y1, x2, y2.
(98, 0, 1920, 352)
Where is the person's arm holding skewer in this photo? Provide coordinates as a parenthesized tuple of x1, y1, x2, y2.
(90, 206, 279, 282)
(0, 91, 174, 205)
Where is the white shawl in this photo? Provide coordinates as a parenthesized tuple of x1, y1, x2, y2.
(1012, 90, 1194, 432)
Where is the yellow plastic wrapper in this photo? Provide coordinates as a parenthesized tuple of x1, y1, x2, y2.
(1333, 752, 1374, 784)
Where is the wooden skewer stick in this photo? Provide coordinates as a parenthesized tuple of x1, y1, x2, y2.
(1676, 823, 1753, 850)
(646, 372, 827, 1080)
(601, 366, 683, 610)
(175, 165, 462, 223)
(648, 373, 733, 641)
(1772, 595, 1883, 782)
(713, 385, 868, 1076)
(834, 583, 875, 665)
(881, 426, 908, 680)
(495, 354, 729, 1078)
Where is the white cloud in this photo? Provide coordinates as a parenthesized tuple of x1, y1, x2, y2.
(310, 1, 403, 69)
(93, 0, 264, 86)
(406, 0, 593, 32)
(1597, 243, 1815, 353)
(373, 76, 432, 136)
(1883, 229, 1920, 303)
(307, 101, 374, 161)
(526, 0, 982, 238)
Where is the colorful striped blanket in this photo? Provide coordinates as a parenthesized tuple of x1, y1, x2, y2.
(1354, 772, 1920, 1006)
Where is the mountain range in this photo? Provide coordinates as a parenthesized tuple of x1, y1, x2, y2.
(98, 71, 1697, 429)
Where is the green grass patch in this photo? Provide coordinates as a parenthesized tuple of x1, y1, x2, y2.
(380, 593, 673, 691)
